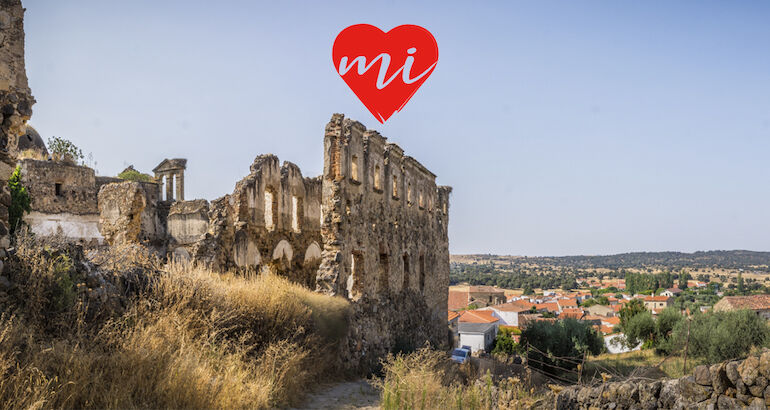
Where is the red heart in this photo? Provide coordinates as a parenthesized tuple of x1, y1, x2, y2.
(333, 24, 438, 124)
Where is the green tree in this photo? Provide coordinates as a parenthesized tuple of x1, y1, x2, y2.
(619, 298, 647, 330)
(521, 319, 604, 374)
(665, 310, 770, 363)
(8, 165, 30, 236)
(623, 311, 656, 348)
(737, 273, 745, 295)
(47, 137, 84, 164)
(492, 327, 522, 355)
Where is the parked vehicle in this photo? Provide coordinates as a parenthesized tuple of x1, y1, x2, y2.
(450, 346, 471, 364)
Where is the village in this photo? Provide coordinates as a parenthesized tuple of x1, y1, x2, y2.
(448, 277, 770, 355)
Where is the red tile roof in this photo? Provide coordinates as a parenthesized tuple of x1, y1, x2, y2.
(458, 310, 499, 324)
(490, 302, 531, 313)
(644, 296, 673, 302)
(535, 303, 560, 312)
(448, 311, 460, 321)
(448, 290, 469, 311)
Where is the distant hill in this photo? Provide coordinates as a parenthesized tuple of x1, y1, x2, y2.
(452, 250, 770, 272)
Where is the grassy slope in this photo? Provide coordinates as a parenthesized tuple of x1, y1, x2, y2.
(0, 236, 350, 409)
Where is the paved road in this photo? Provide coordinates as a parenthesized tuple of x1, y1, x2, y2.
(291, 379, 380, 409)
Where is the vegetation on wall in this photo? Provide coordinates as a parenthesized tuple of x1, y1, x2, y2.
(118, 168, 153, 182)
(47, 136, 84, 164)
(8, 164, 31, 236)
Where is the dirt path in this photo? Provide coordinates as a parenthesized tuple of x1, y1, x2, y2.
(292, 379, 380, 409)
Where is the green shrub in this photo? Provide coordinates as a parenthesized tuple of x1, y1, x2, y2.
(8, 165, 30, 236)
(118, 168, 153, 182)
(663, 309, 770, 363)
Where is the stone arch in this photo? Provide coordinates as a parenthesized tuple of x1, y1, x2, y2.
(234, 230, 261, 267)
(303, 241, 322, 266)
(272, 239, 294, 262)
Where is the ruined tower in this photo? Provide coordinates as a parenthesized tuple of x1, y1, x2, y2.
(0, 0, 35, 252)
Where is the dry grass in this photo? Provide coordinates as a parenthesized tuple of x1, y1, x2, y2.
(0, 235, 350, 409)
(584, 349, 706, 382)
(377, 347, 544, 410)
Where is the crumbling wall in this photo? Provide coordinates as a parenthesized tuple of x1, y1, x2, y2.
(555, 353, 770, 409)
(317, 114, 451, 371)
(97, 181, 164, 246)
(179, 155, 323, 287)
(0, 0, 34, 255)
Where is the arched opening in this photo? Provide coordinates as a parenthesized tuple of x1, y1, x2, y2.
(291, 195, 303, 233)
(272, 239, 294, 262)
(392, 175, 398, 198)
(234, 231, 261, 268)
(264, 187, 276, 231)
(379, 250, 389, 293)
(347, 251, 364, 300)
(407, 183, 412, 205)
(351, 155, 360, 182)
(419, 191, 424, 209)
(402, 253, 410, 291)
(303, 242, 322, 266)
(374, 164, 381, 190)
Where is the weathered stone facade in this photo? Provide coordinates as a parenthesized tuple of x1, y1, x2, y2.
(555, 352, 770, 409)
(316, 114, 451, 371)
(0, 0, 34, 255)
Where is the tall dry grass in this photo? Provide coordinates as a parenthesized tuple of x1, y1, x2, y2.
(0, 235, 350, 409)
(376, 347, 543, 410)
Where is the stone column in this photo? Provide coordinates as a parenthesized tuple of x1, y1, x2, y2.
(165, 173, 174, 201)
(175, 171, 184, 201)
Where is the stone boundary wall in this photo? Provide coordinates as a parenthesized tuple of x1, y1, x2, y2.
(555, 352, 770, 409)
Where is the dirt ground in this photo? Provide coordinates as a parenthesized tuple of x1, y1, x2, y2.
(292, 379, 380, 409)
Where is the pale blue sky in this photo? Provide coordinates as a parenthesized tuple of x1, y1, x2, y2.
(22, 1, 770, 255)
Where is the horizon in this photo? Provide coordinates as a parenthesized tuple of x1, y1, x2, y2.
(451, 248, 770, 258)
(23, 1, 770, 255)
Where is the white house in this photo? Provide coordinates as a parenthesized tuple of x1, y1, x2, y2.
(456, 310, 500, 353)
(480, 302, 530, 327)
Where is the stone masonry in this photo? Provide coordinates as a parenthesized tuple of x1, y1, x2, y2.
(555, 352, 770, 409)
(0, 0, 34, 257)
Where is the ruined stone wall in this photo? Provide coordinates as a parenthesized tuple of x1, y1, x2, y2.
(176, 154, 323, 287)
(19, 159, 105, 243)
(555, 352, 770, 409)
(317, 114, 451, 371)
(0, 0, 34, 255)
(97, 181, 164, 246)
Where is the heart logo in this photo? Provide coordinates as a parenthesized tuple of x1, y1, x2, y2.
(333, 24, 438, 124)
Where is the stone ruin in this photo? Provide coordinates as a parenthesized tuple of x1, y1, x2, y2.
(0, 0, 452, 372)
